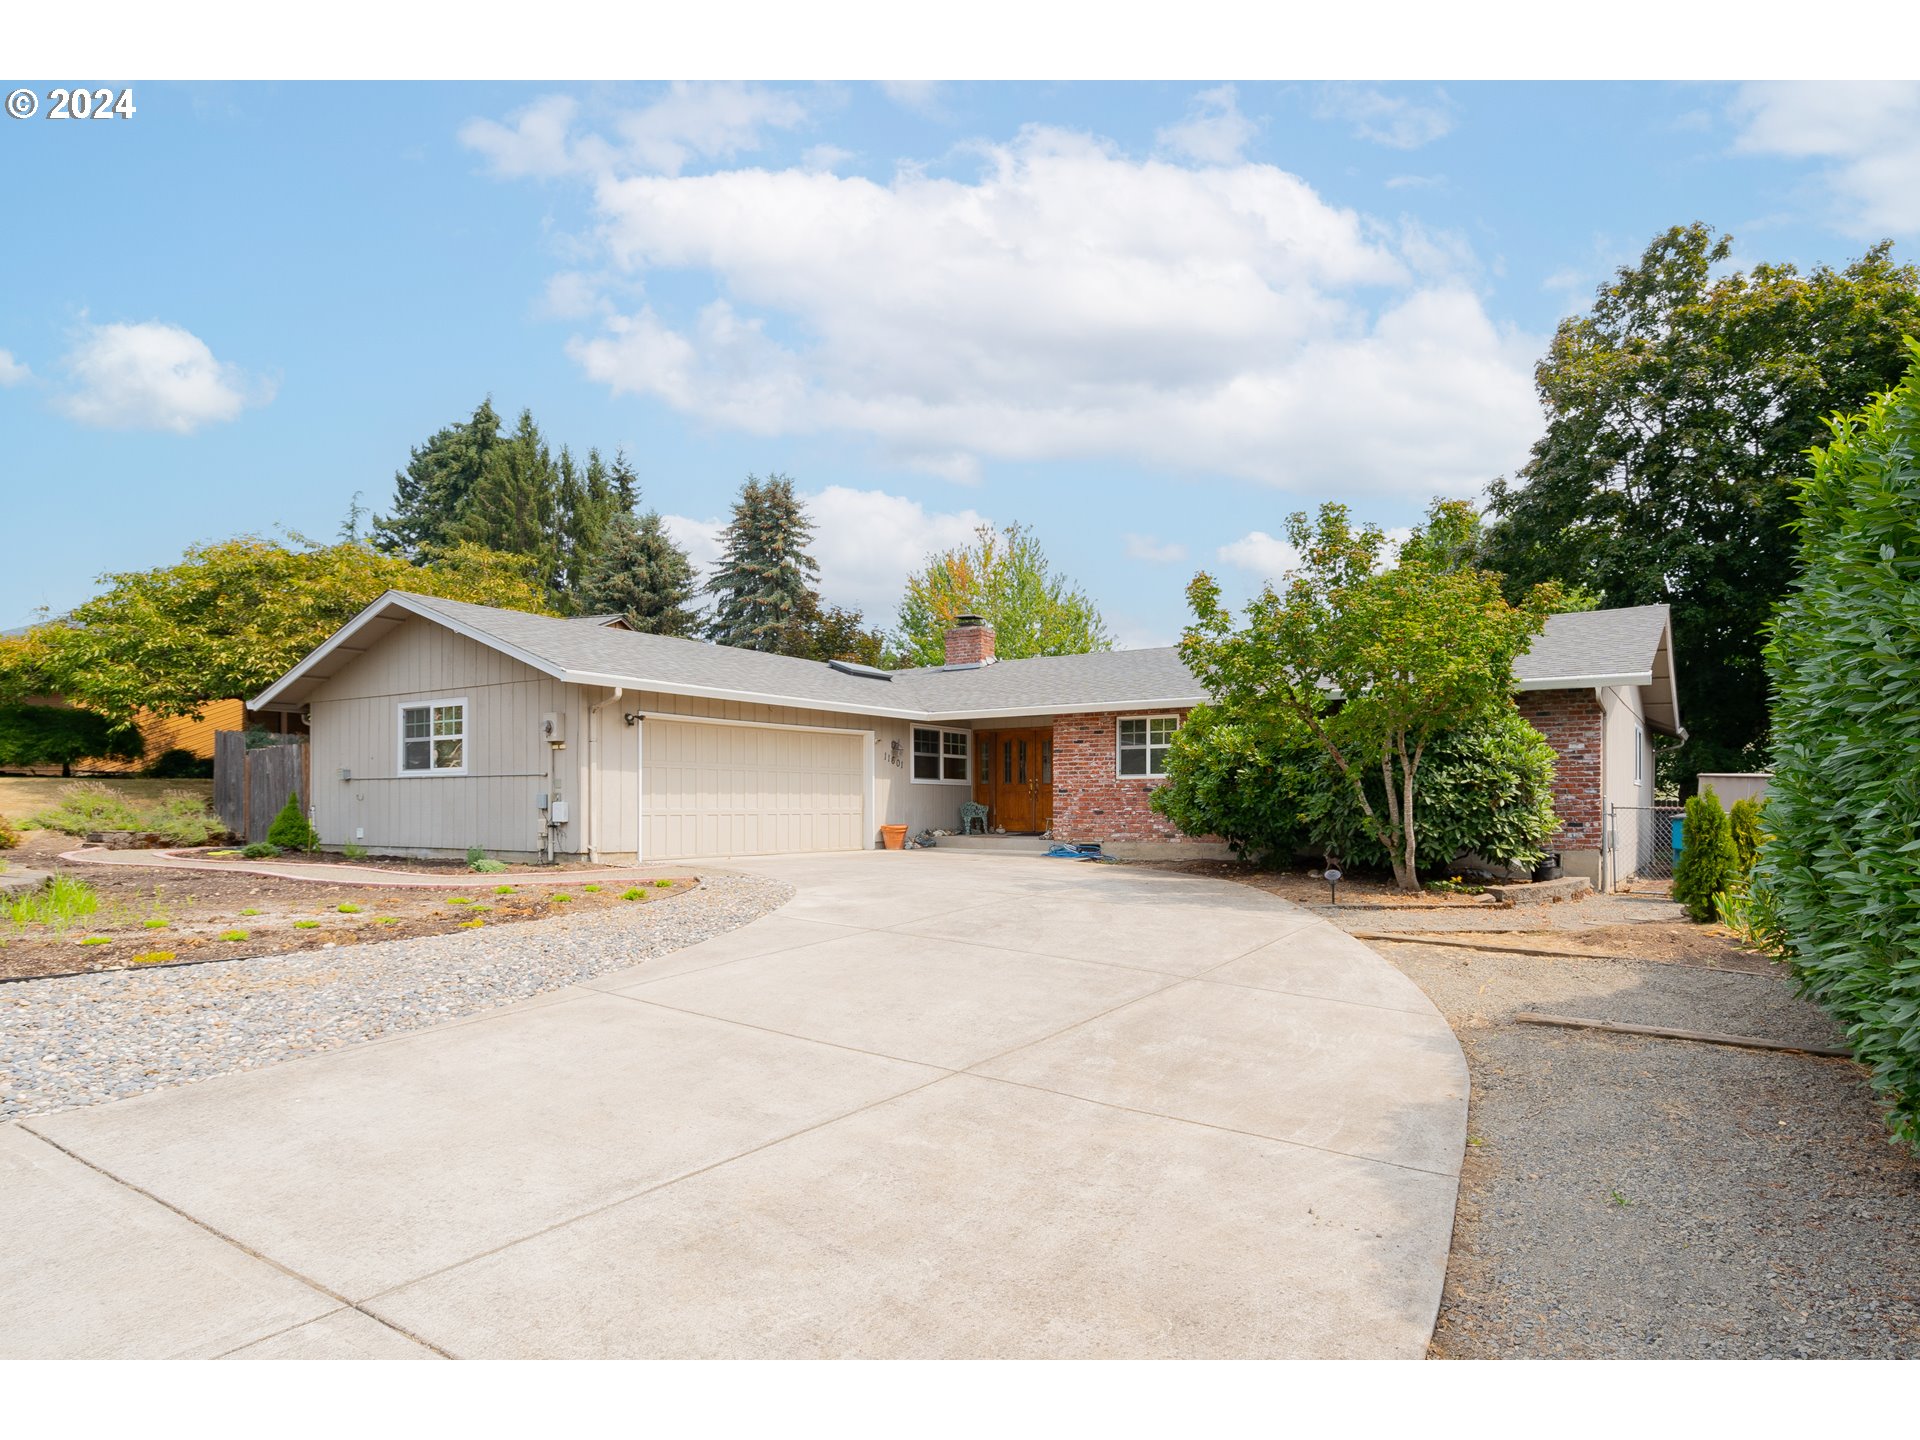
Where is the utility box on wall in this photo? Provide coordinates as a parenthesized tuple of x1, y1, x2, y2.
(542, 711, 567, 746)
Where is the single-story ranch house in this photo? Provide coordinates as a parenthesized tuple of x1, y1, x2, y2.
(250, 591, 1682, 884)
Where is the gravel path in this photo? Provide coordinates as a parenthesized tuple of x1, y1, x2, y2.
(1311, 891, 1685, 934)
(1383, 937, 1920, 1358)
(0, 872, 791, 1122)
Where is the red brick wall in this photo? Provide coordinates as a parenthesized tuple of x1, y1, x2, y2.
(1517, 689, 1603, 850)
(943, 623, 996, 666)
(1051, 709, 1212, 845)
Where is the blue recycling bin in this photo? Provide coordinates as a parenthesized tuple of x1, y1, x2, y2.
(1671, 817, 1685, 853)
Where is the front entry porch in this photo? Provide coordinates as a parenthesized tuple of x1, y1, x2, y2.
(970, 725, 1054, 835)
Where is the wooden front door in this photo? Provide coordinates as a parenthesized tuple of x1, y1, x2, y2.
(973, 727, 1054, 834)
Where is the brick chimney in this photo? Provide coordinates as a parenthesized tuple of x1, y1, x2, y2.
(943, 613, 996, 667)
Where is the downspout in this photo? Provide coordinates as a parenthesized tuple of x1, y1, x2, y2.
(587, 686, 623, 862)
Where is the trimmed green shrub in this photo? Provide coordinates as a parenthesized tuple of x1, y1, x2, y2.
(1727, 797, 1765, 879)
(265, 793, 318, 851)
(1152, 701, 1559, 872)
(341, 842, 368, 861)
(240, 841, 282, 859)
(146, 747, 213, 779)
(1757, 343, 1920, 1146)
(1672, 788, 1738, 923)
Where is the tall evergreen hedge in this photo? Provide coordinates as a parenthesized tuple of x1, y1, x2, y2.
(1757, 341, 1920, 1147)
(1672, 787, 1738, 923)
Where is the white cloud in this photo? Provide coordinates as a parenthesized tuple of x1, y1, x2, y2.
(536, 123, 1539, 498)
(1125, 533, 1188, 565)
(461, 83, 808, 180)
(1315, 85, 1455, 150)
(1156, 84, 1256, 165)
(1732, 81, 1920, 235)
(54, 321, 268, 434)
(805, 486, 987, 620)
(1218, 530, 1301, 582)
(802, 143, 855, 173)
(1384, 173, 1446, 191)
(0, 349, 28, 386)
(879, 82, 945, 117)
(538, 270, 606, 320)
(663, 486, 986, 624)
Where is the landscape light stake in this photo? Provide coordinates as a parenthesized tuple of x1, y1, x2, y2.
(1324, 867, 1341, 905)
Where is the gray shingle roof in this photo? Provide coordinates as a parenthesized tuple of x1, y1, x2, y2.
(1513, 604, 1671, 685)
(255, 590, 1676, 726)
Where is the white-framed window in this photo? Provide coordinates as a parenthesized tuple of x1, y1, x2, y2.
(1634, 725, 1644, 785)
(910, 725, 970, 784)
(1117, 714, 1180, 778)
(398, 698, 467, 775)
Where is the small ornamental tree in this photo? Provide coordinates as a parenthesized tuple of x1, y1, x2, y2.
(1671, 787, 1738, 923)
(265, 792, 319, 852)
(1727, 796, 1765, 879)
(1154, 701, 1557, 871)
(1179, 500, 1558, 889)
(1757, 341, 1920, 1146)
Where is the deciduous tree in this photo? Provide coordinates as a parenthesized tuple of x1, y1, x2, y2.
(893, 522, 1111, 667)
(1180, 500, 1557, 890)
(1482, 223, 1920, 786)
(0, 703, 144, 778)
(0, 536, 551, 722)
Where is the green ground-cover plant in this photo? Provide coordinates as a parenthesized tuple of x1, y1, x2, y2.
(621, 887, 647, 901)
(653, 878, 673, 888)
(7, 874, 101, 931)
(581, 883, 601, 893)
(466, 846, 509, 873)
(336, 902, 361, 914)
(341, 842, 368, 861)
(78, 935, 110, 947)
(294, 920, 320, 929)
(265, 794, 319, 851)
(27, 783, 221, 845)
(1672, 788, 1739, 923)
(131, 951, 175, 965)
(1755, 343, 1920, 1147)
(218, 929, 249, 942)
(241, 842, 282, 859)
(447, 896, 475, 906)
(493, 884, 514, 895)
(551, 892, 573, 903)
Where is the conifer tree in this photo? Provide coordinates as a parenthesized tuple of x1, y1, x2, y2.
(580, 510, 701, 637)
(374, 398, 501, 558)
(455, 410, 563, 596)
(703, 475, 822, 651)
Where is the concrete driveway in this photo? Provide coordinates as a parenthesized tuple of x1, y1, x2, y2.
(0, 852, 1466, 1359)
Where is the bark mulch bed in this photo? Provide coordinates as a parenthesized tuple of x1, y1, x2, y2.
(0, 832, 692, 983)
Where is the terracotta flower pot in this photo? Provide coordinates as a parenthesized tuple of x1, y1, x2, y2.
(880, 824, 909, 850)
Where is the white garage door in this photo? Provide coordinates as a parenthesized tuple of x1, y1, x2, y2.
(642, 720, 867, 860)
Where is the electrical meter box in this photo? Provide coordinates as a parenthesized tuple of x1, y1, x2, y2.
(549, 800, 570, 825)
(542, 711, 567, 745)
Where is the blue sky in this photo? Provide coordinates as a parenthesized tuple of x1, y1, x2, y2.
(3, 79, 1917, 646)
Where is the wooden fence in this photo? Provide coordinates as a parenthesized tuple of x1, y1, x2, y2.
(213, 731, 312, 843)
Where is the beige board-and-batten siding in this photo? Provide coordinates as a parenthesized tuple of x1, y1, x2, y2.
(587, 690, 980, 860)
(307, 618, 585, 860)
(307, 616, 979, 860)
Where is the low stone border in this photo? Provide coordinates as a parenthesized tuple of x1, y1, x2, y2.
(59, 846, 696, 890)
(0, 868, 52, 899)
(1484, 876, 1592, 906)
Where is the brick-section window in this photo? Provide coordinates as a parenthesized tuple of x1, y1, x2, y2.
(1516, 690, 1602, 847)
(1050, 709, 1215, 845)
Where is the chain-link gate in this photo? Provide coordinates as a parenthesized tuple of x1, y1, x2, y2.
(1606, 800, 1686, 888)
